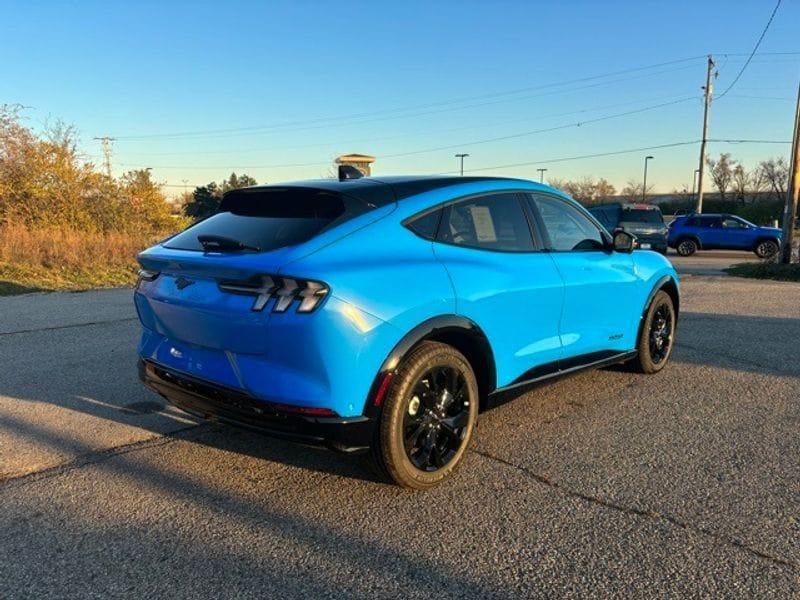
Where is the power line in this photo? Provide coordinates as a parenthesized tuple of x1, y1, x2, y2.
(716, 0, 783, 99)
(709, 138, 792, 144)
(109, 56, 707, 141)
(157, 138, 789, 187)
(117, 96, 699, 170)
(116, 64, 704, 143)
(725, 94, 795, 101)
(378, 97, 698, 160)
(109, 92, 698, 158)
(450, 141, 701, 174)
(108, 56, 798, 145)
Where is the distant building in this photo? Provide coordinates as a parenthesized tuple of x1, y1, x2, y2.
(335, 154, 375, 177)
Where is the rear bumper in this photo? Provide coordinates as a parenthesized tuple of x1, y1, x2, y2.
(138, 359, 375, 453)
(634, 235, 668, 251)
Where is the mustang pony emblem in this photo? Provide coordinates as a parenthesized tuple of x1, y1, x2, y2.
(175, 276, 195, 290)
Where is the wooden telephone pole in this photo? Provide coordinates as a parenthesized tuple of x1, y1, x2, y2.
(696, 56, 715, 214)
(781, 80, 800, 264)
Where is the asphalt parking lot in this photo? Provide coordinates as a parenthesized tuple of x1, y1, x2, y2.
(1, 252, 798, 598)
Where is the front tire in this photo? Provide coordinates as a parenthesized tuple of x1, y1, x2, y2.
(372, 341, 479, 490)
(676, 238, 698, 256)
(632, 290, 676, 374)
(754, 239, 779, 259)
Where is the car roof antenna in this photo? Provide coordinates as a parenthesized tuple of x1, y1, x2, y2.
(338, 165, 364, 181)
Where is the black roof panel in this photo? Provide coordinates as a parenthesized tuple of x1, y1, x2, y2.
(235, 175, 528, 208)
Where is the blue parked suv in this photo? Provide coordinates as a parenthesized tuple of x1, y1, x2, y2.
(135, 174, 679, 489)
(668, 213, 782, 258)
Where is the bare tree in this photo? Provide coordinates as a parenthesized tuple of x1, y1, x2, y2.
(546, 178, 568, 192)
(757, 157, 789, 200)
(706, 153, 736, 201)
(620, 179, 654, 202)
(731, 164, 748, 203)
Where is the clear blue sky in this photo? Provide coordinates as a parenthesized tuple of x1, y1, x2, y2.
(2, 0, 798, 194)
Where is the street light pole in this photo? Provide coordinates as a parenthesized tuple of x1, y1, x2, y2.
(642, 156, 654, 202)
(537, 168, 548, 183)
(455, 153, 469, 176)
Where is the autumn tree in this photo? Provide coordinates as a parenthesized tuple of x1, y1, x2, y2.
(547, 176, 615, 205)
(0, 104, 178, 234)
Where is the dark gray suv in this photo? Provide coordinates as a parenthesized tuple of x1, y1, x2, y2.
(589, 203, 668, 254)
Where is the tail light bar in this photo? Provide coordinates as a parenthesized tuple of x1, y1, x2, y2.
(136, 268, 160, 290)
(219, 275, 329, 313)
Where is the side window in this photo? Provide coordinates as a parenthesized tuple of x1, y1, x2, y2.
(532, 195, 605, 251)
(700, 216, 720, 228)
(405, 209, 442, 240)
(438, 193, 534, 252)
(722, 217, 746, 229)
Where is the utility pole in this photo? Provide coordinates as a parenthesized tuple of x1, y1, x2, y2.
(182, 179, 189, 194)
(537, 168, 548, 183)
(455, 153, 469, 176)
(642, 156, 654, 202)
(696, 55, 715, 213)
(781, 80, 800, 264)
(691, 169, 700, 205)
(93, 136, 116, 179)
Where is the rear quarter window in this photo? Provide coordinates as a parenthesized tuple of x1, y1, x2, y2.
(405, 209, 443, 240)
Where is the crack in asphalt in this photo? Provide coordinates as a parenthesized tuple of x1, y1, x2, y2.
(470, 448, 798, 572)
(1, 311, 796, 574)
(0, 317, 137, 337)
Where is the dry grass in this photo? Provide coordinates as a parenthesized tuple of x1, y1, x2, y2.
(0, 224, 165, 295)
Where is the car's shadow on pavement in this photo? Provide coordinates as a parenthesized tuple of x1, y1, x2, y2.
(188, 423, 387, 484)
(2, 310, 797, 485)
(674, 312, 800, 379)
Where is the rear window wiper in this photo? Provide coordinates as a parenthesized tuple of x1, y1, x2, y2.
(197, 234, 261, 253)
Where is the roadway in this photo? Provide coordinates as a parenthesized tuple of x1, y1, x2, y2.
(1, 257, 797, 597)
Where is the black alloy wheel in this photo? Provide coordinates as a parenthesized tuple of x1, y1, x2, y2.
(632, 290, 676, 374)
(372, 341, 478, 489)
(648, 303, 673, 365)
(402, 366, 470, 471)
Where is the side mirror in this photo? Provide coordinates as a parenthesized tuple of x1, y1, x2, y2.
(612, 229, 636, 253)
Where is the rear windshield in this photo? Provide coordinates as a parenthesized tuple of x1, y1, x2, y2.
(621, 208, 663, 224)
(588, 205, 622, 230)
(164, 187, 351, 252)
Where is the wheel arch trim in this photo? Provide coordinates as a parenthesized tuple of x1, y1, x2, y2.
(363, 315, 496, 416)
(636, 275, 680, 346)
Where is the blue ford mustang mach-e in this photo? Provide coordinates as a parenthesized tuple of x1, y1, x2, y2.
(135, 174, 679, 489)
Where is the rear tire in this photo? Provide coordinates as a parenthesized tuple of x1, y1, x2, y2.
(632, 290, 676, 374)
(754, 239, 779, 259)
(676, 238, 698, 256)
(371, 341, 479, 490)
